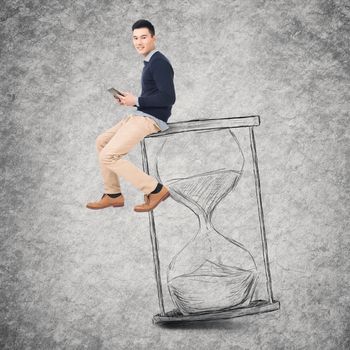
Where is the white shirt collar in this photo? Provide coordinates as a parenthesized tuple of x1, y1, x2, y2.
(144, 49, 158, 62)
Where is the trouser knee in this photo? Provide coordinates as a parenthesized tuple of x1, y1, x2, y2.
(99, 150, 124, 165)
(96, 134, 107, 152)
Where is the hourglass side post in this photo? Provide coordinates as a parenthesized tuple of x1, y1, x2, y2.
(249, 126, 275, 304)
(140, 139, 166, 316)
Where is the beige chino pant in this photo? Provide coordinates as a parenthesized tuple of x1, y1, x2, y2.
(96, 115, 161, 195)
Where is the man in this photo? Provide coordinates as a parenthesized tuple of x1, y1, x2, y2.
(86, 19, 175, 212)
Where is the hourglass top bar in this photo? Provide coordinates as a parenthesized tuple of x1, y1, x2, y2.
(145, 115, 260, 138)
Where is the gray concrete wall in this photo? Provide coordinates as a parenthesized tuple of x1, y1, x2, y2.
(1, 0, 349, 349)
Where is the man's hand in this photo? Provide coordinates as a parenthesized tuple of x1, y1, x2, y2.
(116, 92, 137, 107)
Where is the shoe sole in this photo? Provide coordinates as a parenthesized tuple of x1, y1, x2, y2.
(113, 203, 124, 207)
(86, 203, 124, 210)
(134, 192, 170, 212)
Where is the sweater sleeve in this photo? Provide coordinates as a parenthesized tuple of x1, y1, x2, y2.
(138, 59, 176, 108)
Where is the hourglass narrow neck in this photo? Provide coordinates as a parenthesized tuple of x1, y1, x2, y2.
(197, 209, 214, 231)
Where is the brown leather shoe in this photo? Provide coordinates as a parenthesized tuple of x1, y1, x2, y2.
(86, 194, 124, 210)
(134, 186, 170, 212)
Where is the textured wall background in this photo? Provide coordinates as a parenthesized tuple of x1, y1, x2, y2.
(1, 0, 349, 349)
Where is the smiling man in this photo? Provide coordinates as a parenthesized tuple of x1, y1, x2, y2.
(86, 19, 176, 212)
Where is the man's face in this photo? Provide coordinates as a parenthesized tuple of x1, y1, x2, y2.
(132, 28, 156, 57)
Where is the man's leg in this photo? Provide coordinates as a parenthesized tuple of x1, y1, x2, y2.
(96, 117, 130, 194)
(87, 117, 133, 209)
(99, 115, 160, 194)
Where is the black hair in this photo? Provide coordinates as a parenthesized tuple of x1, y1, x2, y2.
(132, 19, 155, 36)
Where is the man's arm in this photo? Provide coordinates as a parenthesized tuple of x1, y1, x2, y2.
(116, 92, 136, 106)
(138, 59, 176, 107)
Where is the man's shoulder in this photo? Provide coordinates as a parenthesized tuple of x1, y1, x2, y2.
(149, 51, 172, 66)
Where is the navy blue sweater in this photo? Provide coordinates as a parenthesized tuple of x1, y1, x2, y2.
(137, 51, 176, 123)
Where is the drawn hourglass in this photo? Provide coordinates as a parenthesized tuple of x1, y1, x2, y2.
(141, 116, 280, 323)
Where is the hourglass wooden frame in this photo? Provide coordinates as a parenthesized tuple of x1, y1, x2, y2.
(140, 115, 280, 324)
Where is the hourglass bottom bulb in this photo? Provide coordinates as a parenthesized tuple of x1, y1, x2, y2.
(168, 260, 258, 315)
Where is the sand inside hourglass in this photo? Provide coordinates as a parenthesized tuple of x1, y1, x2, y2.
(168, 259, 256, 315)
(166, 169, 258, 315)
(167, 169, 241, 214)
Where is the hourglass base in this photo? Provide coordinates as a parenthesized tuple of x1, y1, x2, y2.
(152, 300, 280, 324)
